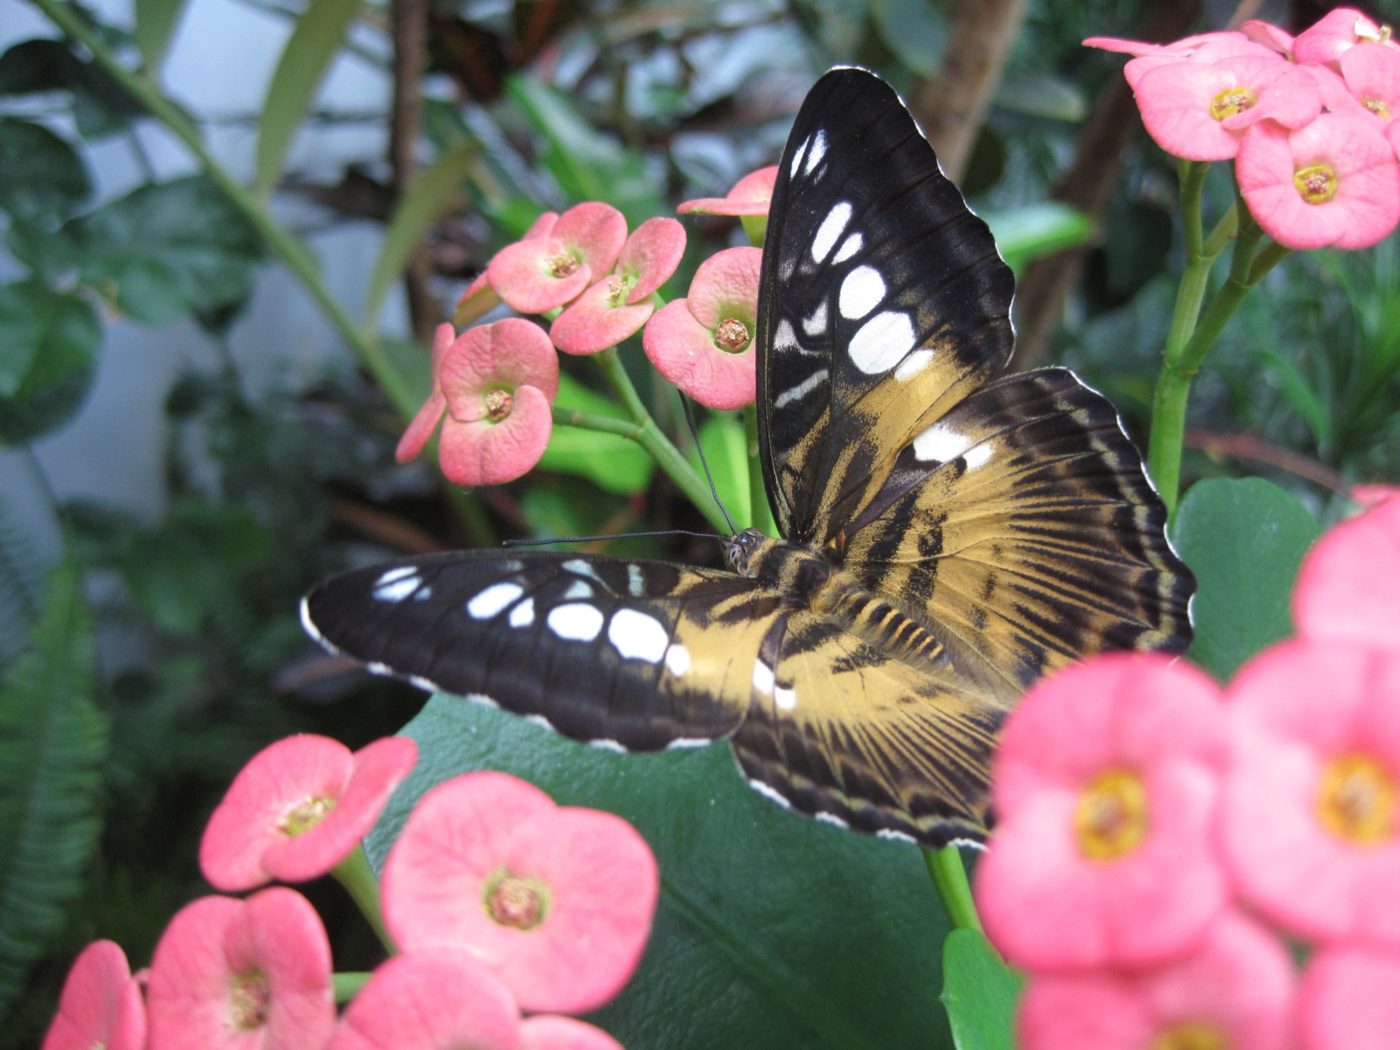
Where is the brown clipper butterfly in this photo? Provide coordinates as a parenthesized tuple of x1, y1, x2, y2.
(302, 67, 1195, 847)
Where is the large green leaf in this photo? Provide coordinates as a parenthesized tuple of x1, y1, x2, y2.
(685, 412, 750, 528)
(0, 561, 107, 1016)
(941, 929, 1022, 1050)
(367, 697, 957, 1049)
(65, 175, 263, 324)
(984, 203, 1094, 273)
(539, 373, 654, 495)
(0, 118, 91, 225)
(133, 0, 189, 75)
(0, 281, 100, 445)
(254, 0, 363, 198)
(0, 38, 141, 139)
(1172, 478, 1320, 681)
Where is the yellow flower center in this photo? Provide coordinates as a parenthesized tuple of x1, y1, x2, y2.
(606, 275, 630, 308)
(1210, 86, 1256, 121)
(484, 870, 548, 930)
(278, 794, 335, 837)
(714, 317, 751, 353)
(485, 388, 514, 422)
(1317, 752, 1396, 844)
(1363, 97, 1392, 119)
(1150, 1021, 1226, 1050)
(1293, 163, 1338, 204)
(548, 250, 581, 279)
(1074, 769, 1148, 861)
(230, 969, 271, 1030)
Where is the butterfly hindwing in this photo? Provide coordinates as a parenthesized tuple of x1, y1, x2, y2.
(757, 68, 1016, 544)
(302, 552, 777, 750)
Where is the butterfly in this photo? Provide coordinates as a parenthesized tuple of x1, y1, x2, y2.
(302, 67, 1194, 848)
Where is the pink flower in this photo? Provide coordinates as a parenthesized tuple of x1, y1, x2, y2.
(1222, 639, 1400, 946)
(520, 1016, 626, 1050)
(1236, 113, 1400, 250)
(486, 203, 627, 314)
(1389, 118, 1400, 160)
(974, 653, 1230, 972)
(146, 887, 335, 1050)
(677, 165, 779, 217)
(550, 217, 686, 354)
(1240, 19, 1295, 57)
(455, 212, 559, 327)
(1352, 483, 1400, 509)
(1298, 944, 1400, 1050)
(396, 320, 560, 488)
(1017, 911, 1295, 1050)
(642, 246, 760, 411)
(1293, 478, 1400, 651)
(1088, 32, 1279, 90)
(199, 734, 417, 892)
(1293, 8, 1399, 68)
(1132, 55, 1320, 161)
(327, 949, 520, 1050)
(42, 940, 146, 1050)
(381, 771, 659, 1014)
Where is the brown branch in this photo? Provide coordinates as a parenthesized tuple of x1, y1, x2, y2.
(389, 0, 436, 342)
(1184, 429, 1348, 492)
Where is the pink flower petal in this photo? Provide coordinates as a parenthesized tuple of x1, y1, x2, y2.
(327, 949, 521, 1050)
(1237, 114, 1400, 250)
(677, 166, 779, 216)
(520, 1016, 625, 1050)
(1339, 43, 1400, 124)
(1120, 33, 1280, 90)
(438, 383, 554, 487)
(1352, 483, 1400, 509)
(1389, 118, 1400, 160)
(147, 888, 335, 1050)
(486, 204, 626, 315)
(439, 318, 559, 418)
(1223, 640, 1400, 945)
(453, 271, 502, 328)
(382, 771, 659, 1014)
(549, 277, 656, 355)
(684, 246, 762, 329)
(552, 202, 628, 276)
(396, 324, 456, 463)
(1083, 35, 1165, 58)
(642, 298, 756, 411)
(975, 653, 1230, 971)
(1299, 945, 1400, 1050)
(42, 941, 146, 1050)
(617, 216, 686, 303)
(1293, 8, 1399, 68)
(1019, 911, 1295, 1050)
(1240, 19, 1295, 56)
(1294, 495, 1400, 650)
(199, 734, 416, 891)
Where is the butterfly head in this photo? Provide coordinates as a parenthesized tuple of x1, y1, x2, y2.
(724, 528, 770, 576)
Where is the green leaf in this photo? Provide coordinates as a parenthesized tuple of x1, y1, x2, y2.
(133, 0, 189, 74)
(66, 175, 263, 324)
(984, 203, 1094, 273)
(1258, 349, 1331, 448)
(0, 282, 100, 445)
(870, 0, 946, 75)
(0, 561, 107, 1016)
(540, 373, 654, 495)
(254, 0, 363, 198)
(941, 929, 1022, 1050)
(0, 118, 91, 225)
(363, 141, 478, 336)
(367, 697, 959, 1050)
(686, 413, 750, 527)
(1172, 478, 1321, 681)
(995, 74, 1087, 122)
(0, 38, 141, 139)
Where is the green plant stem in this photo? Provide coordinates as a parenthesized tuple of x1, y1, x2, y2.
(922, 846, 983, 933)
(332, 844, 395, 953)
(332, 971, 372, 1003)
(743, 408, 778, 536)
(591, 349, 733, 535)
(30, 0, 418, 420)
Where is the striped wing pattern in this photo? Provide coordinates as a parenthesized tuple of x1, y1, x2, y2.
(302, 67, 1195, 849)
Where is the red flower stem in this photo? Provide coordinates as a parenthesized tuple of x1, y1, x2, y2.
(922, 846, 983, 933)
(332, 845, 396, 953)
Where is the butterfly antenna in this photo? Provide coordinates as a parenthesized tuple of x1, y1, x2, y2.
(504, 530, 724, 548)
(681, 394, 737, 536)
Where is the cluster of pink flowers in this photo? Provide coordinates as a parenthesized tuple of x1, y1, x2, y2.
(401, 168, 779, 487)
(975, 490, 1400, 1049)
(43, 736, 658, 1050)
(1089, 8, 1400, 250)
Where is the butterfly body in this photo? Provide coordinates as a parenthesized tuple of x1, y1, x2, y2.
(303, 67, 1194, 847)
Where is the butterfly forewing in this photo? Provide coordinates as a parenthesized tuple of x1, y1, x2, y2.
(303, 552, 776, 750)
(757, 69, 1016, 544)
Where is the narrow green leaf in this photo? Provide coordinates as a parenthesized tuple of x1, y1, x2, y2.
(362, 141, 478, 336)
(686, 413, 750, 528)
(984, 203, 1094, 273)
(1258, 349, 1331, 448)
(1172, 477, 1321, 680)
(941, 929, 1022, 1050)
(254, 0, 363, 199)
(540, 373, 654, 495)
(0, 561, 107, 1016)
(133, 0, 189, 75)
(0, 281, 100, 445)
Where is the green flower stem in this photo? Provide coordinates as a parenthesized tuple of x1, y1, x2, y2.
(923, 846, 983, 933)
(591, 349, 734, 535)
(743, 408, 778, 536)
(332, 844, 396, 953)
(30, 0, 419, 421)
(332, 971, 372, 1004)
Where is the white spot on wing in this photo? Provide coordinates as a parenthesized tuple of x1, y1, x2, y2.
(803, 129, 827, 175)
(848, 311, 916, 374)
(963, 442, 994, 471)
(810, 201, 851, 263)
(524, 713, 555, 731)
(608, 608, 669, 663)
(373, 566, 421, 602)
(563, 580, 593, 600)
(894, 349, 933, 381)
(774, 685, 798, 711)
(589, 738, 626, 753)
(913, 421, 971, 463)
(508, 598, 535, 628)
(666, 737, 710, 750)
(408, 674, 441, 693)
(627, 564, 645, 596)
(838, 265, 885, 320)
(747, 778, 792, 809)
(752, 660, 775, 696)
(562, 558, 606, 585)
(466, 581, 523, 619)
(546, 603, 604, 642)
(876, 828, 917, 843)
(833, 231, 863, 263)
(664, 643, 691, 677)
(773, 368, 828, 410)
(802, 301, 828, 337)
(815, 811, 849, 828)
